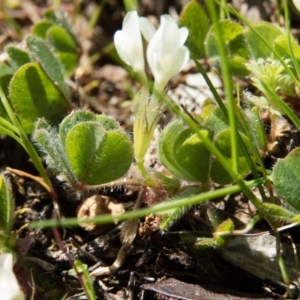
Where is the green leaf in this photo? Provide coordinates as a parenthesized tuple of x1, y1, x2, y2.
(244, 21, 283, 59)
(43, 9, 79, 48)
(158, 120, 189, 178)
(179, 0, 209, 59)
(32, 20, 54, 39)
(26, 35, 68, 98)
(272, 148, 300, 211)
(33, 118, 76, 183)
(159, 120, 212, 182)
(0, 62, 14, 77)
(227, 56, 250, 77)
(0, 75, 12, 121)
(274, 35, 300, 68)
(203, 105, 229, 134)
(68, 260, 88, 276)
(96, 115, 119, 131)
(205, 20, 250, 76)
(213, 219, 234, 246)
(66, 122, 133, 185)
(210, 130, 254, 184)
(47, 25, 79, 76)
(249, 107, 267, 151)
(47, 25, 78, 52)
(9, 61, 70, 133)
(42, 9, 59, 23)
(0, 175, 14, 233)
(59, 110, 97, 150)
(5, 45, 31, 70)
(175, 131, 211, 182)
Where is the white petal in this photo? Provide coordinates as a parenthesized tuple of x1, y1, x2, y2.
(168, 46, 189, 77)
(146, 33, 161, 80)
(0, 253, 13, 271)
(293, 0, 300, 12)
(114, 31, 132, 65)
(122, 11, 140, 37)
(113, 11, 145, 72)
(179, 27, 189, 45)
(146, 14, 189, 88)
(0, 254, 24, 300)
(139, 17, 156, 42)
(0, 270, 24, 299)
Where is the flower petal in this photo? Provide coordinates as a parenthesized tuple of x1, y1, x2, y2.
(146, 14, 189, 87)
(293, 0, 300, 12)
(114, 11, 145, 72)
(139, 17, 156, 42)
(0, 254, 24, 300)
(179, 27, 189, 45)
(0, 253, 13, 270)
(114, 31, 132, 65)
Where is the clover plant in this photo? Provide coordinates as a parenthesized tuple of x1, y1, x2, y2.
(114, 11, 190, 180)
(33, 110, 133, 190)
(0, 8, 81, 218)
(3, 0, 300, 296)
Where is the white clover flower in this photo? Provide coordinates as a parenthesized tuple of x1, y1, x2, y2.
(114, 11, 190, 178)
(114, 11, 145, 75)
(0, 253, 24, 300)
(146, 15, 189, 90)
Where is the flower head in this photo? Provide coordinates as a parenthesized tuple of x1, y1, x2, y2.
(146, 15, 189, 89)
(114, 11, 145, 74)
(0, 253, 24, 300)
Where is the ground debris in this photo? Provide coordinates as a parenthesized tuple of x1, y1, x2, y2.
(141, 278, 272, 300)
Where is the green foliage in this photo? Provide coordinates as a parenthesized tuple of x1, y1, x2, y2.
(5, 45, 31, 71)
(33, 110, 133, 189)
(158, 119, 212, 183)
(205, 19, 250, 76)
(0, 175, 16, 253)
(179, 0, 209, 59)
(32, 20, 54, 38)
(260, 203, 296, 222)
(0, 175, 14, 233)
(244, 21, 283, 59)
(26, 35, 68, 98)
(272, 148, 300, 212)
(274, 35, 300, 68)
(211, 129, 254, 184)
(246, 58, 296, 103)
(248, 107, 267, 152)
(9, 61, 70, 133)
(0, 9, 79, 134)
(46, 25, 79, 76)
(4, 2, 300, 296)
(213, 219, 234, 246)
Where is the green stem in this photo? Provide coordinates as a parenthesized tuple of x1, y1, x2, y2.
(30, 176, 268, 229)
(206, 0, 239, 174)
(283, 0, 300, 78)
